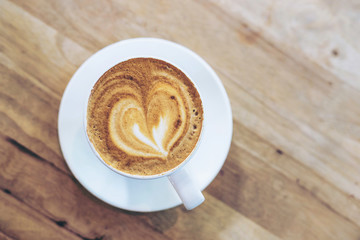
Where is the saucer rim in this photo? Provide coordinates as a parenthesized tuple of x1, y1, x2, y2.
(58, 38, 233, 212)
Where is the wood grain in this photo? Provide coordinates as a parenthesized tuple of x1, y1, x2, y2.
(1, 0, 360, 239)
(0, 231, 16, 240)
(0, 190, 82, 240)
(0, 132, 281, 240)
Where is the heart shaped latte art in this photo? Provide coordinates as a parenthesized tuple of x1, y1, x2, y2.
(109, 79, 187, 159)
(86, 58, 203, 175)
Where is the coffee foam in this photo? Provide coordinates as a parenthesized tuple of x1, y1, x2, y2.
(87, 58, 203, 175)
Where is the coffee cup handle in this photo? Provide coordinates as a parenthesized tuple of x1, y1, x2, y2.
(168, 167, 205, 210)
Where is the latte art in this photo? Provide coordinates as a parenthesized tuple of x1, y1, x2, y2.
(87, 58, 203, 176)
(108, 79, 186, 159)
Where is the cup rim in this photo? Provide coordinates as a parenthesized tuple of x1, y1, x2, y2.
(83, 57, 205, 180)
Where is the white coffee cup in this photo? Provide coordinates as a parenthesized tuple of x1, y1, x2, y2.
(83, 59, 205, 210)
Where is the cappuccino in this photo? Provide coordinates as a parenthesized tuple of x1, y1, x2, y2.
(86, 58, 203, 176)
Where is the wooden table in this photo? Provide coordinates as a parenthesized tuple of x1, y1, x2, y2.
(1, 0, 360, 239)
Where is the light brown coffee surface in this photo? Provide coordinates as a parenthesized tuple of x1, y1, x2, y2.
(86, 58, 203, 175)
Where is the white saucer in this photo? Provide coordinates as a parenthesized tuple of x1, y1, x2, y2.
(58, 38, 233, 212)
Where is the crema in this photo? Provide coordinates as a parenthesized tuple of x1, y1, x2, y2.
(86, 58, 203, 176)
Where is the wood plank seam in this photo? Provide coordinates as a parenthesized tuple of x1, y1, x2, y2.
(0, 189, 79, 239)
(0, 230, 17, 240)
(0, 188, 105, 240)
(5, 137, 70, 177)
